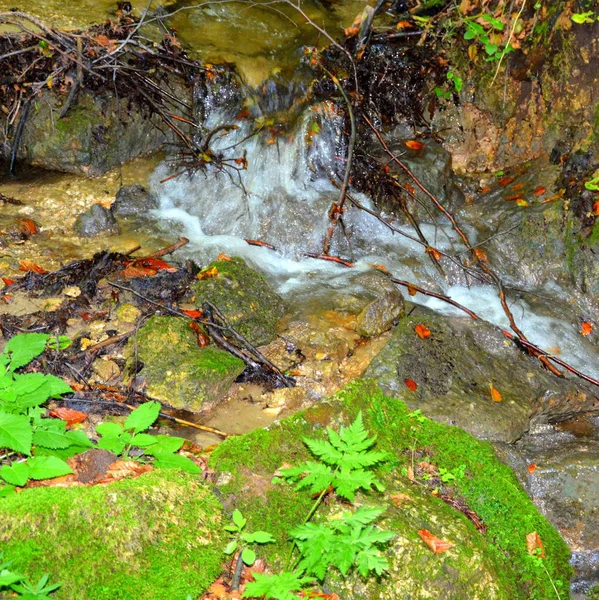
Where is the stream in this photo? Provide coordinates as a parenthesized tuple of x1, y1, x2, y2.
(1, 0, 599, 597)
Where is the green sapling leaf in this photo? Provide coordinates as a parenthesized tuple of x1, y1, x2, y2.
(223, 541, 238, 555)
(125, 401, 160, 434)
(232, 509, 247, 530)
(0, 411, 33, 454)
(26, 456, 72, 480)
(241, 548, 256, 566)
(4, 334, 49, 371)
(152, 452, 200, 473)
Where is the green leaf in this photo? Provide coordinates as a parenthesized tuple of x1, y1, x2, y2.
(141, 435, 184, 456)
(282, 461, 334, 496)
(130, 433, 158, 447)
(124, 401, 160, 434)
(152, 452, 200, 473)
(0, 461, 30, 486)
(241, 548, 256, 566)
(0, 569, 24, 587)
(223, 541, 237, 555)
(250, 531, 275, 544)
(26, 456, 72, 480)
(4, 334, 49, 371)
(232, 509, 247, 530)
(571, 11, 595, 24)
(97, 432, 131, 455)
(0, 411, 32, 454)
(64, 429, 94, 448)
(242, 572, 315, 600)
(481, 13, 504, 30)
(0, 485, 16, 498)
(96, 422, 123, 436)
(484, 43, 498, 55)
(32, 428, 71, 450)
(43, 374, 72, 397)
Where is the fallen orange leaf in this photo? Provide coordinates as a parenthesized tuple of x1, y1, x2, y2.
(370, 263, 391, 275)
(581, 321, 593, 336)
(498, 176, 515, 186)
(49, 407, 88, 426)
(526, 531, 545, 558)
(216, 253, 232, 262)
(473, 248, 488, 262)
(19, 259, 48, 274)
(405, 140, 425, 151)
(197, 266, 219, 280)
(407, 284, 418, 296)
(390, 493, 413, 505)
(480, 187, 491, 194)
(593, 200, 599, 215)
(426, 246, 442, 261)
(418, 529, 454, 553)
(516, 199, 529, 207)
(414, 324, 431, 339)
(183, 309, 203, 319)
(533, 186, 546, 196)
(404, 378, 418, 391)
(527, 463, 537, 474)
(2, 277, 15, 286)
(490, 384, 502, 402)
(16, 218, 39, 235)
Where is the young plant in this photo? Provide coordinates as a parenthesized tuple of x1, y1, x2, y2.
(96, 401, 200, 473)
(224, 509, 275, 566)
(0, 553, 60, 599)
(242, 413, 393, 599)
(463, 14, 514, 61)
(0, 333, 79, 493)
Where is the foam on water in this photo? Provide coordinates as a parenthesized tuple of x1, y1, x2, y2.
(151, 107, 599, 380)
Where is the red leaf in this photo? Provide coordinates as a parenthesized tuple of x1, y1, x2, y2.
(533, 186, 546, 196)
(404, 378, 418, 391)
(49, 407, 88, 426)
(417, 529, 454, 553)
(2, 277, 15, 286)
(183, 309, 203, 319)
(527, 463, 537, 474)
(414, 324, 431, 339)
(581, 321, 593, 336)
(405, 140, 425, 151)
(498, 176, 515, 186)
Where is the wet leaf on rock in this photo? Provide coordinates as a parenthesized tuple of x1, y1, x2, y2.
(489, 384, 502, 403)
(414, 324, 431, 339)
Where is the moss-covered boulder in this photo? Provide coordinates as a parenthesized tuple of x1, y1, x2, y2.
(210, 380, 572, 600)
(364, 309, 592, 443)
(0, 470, 225, 600)
(128, 315, 244, 411)
(190, 257, 286, 346)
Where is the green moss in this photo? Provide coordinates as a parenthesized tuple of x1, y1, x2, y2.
(0, 470, 225, 600)
(191, 257, 286, 346)
(129, 316, 244, 411)
(211, 380, 572, 598)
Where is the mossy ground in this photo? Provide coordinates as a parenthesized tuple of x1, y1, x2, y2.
(211, 380, 572, 599)
(0, 470, 225, 600)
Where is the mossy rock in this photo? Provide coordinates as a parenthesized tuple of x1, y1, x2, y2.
(364, 309, 591, 443)
(191, 257, 286, 346)
(129, 315, 244, 411)
(0, 470, 225, 600)
(210, 380, 572, 600)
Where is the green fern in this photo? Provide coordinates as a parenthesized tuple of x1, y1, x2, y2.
(279, 411, 390, 501)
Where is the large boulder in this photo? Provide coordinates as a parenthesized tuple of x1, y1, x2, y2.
(127, 316, 245, 411)
(364, 309, 596, 443)
(210, 380, 572, 599)
(0, 470, 225, 600)
(190, 257, 286, 346)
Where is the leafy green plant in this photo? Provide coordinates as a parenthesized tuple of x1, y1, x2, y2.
(571, 11, 596, 24)
(0, 553, 60, 599)
(0, 334, 78, 492)
(434, 71, 463, 100)
(242, 413, 393, 599)
(224, 509, 275, 566)
(584, 176, 599, 191)
(96, 401, 200, 473)
(463, 14, 514, 61)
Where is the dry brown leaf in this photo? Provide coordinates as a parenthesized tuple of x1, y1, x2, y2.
(390, 493, 413, 505)
(526, 531, 545, 558)
(418, 529, 454, 553)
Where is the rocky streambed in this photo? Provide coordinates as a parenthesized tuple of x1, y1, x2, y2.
(1, 1, 599, 599)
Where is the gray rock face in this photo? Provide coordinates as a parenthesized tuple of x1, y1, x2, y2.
(350, 271, 405, 337)
(74, 203, 120, 237)
(365, 308, 598, 443)
(111, 184, 159, 218)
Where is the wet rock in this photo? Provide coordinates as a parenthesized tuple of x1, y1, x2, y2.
(91, 358, 120, 384)
(515, 432, 599, 593)
(190, 257, 286, 346)
(74, 203, 120, 237)
(127, 316, 245, 411)
(1, 90, 182, 176)
(365, 308, 597, 443)
(111, 184, 159, 218)
(0, 470, 225, 600)
(210, 380, 572, 599)
(349, 271, 405, 337)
